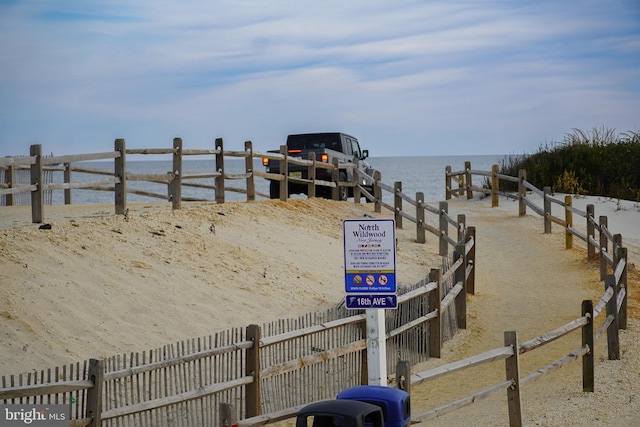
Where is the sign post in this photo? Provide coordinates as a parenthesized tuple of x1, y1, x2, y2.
(343, 218, 397, 386)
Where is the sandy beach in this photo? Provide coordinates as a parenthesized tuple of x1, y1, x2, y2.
(1, 194, 638, 425)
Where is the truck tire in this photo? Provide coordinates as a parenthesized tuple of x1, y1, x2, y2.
(269, 181, 280, 199)
(338, 172, 348, 201)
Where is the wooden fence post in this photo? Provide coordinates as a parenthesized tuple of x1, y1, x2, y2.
(64, 162, 72, 205)
(454, 243, 467, 329)
(30, 144, 44, 223)
(416, 192, 425, 244)
(565, 195, 573, 249)
(445, 165, 452, 200)
(466, 226, 476, 295)
(438, 201, 448, 256)
(171, 138, 182, 210)
(219, 403, 236, 427)
(428, 268, 442, 358)
(4, 164, 14, 206)
(332, 157, 340, 201)
(396, 361, 411, 394)
(599, 216, 608, 280)
(586, 204, 595, 260)
(491, 164, 499, 207)
(279, 145, 288, 202)
(615, 247, 628, 330)
(582, 300, 594, 392)
(215, 138, 225, 204)
(245, 324, 261, 417)
(353, 158, 361, 204)
(605, 274, 620, 360)
(373, 170, 382, 213)
(465, 161, 472, 199)
(543, 186, 552, 234)
(518, 169, 526, 217)
(307, 152, 316, 199)
(504, 331, 523, 427)
(457, 214, 465, 243)
(86, 358, 104, 427)
(394, 182, 403, 229)
(245, 141, 255, 201)
(114, 138, 127, 215)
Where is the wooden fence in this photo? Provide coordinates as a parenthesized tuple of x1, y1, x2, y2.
(0, 143, 477, 427)
(1, 139, 377, 222)
(2, 148, 628, 426)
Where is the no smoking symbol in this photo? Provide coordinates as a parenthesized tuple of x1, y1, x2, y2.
(365, 275, 376, 286)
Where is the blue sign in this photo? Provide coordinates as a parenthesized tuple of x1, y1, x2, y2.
(343, 218, 397, 309)
(345, 272, 396, 293)
(345, 294, 398, 309)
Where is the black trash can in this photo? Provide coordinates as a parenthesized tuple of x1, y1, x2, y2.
(296, 400, 384, 427)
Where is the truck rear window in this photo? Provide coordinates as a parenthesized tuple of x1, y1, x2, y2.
(287, 134, 342, 151)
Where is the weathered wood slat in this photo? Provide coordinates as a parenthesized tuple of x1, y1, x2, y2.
(224, 172, 252, 180)
(412, 379, 514, 422)
(518, 316, 588, 355)
(101, 376, 254, 419)
(180, 149, 220, 156)
(440, 282, 463, 311)
(521, 345, 588, 385)
(441, 258, 463, 284)
(387, 310, 438, 339)
(104, 341, 253, 381)
(126, 148, 175, 155)
(125, 172, 172, 183)
(0, 380, 93, 399)
(545, 213, 566, 227)
(260, 315, 365, 346)
(260, 340, 366, 379)
(43, 178, 119, 191)
(181, 172, 220, 179)
(567, 226, 587, 243)
(410, 346, 513, 386)
(70, 166, 113, 176)
(594, 286, 614, 318)
(43, 152, 120, 165)
(0, 156, 36, 167)
(0, 184, 36, 195)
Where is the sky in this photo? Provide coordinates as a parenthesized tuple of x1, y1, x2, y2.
(1, 1, 639, 158)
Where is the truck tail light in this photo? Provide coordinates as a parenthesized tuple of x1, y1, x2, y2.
(288, 149, 302, 154)
(262, 157, 270, 166)
(320, 153, 329, 163)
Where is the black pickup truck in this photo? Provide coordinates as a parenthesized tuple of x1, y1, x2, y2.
(262, 132, 377, 200)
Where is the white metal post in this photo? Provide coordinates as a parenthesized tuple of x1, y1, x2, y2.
(366, 308, 387, 385)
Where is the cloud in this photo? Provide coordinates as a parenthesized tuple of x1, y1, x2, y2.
(0, 0, 638, 157)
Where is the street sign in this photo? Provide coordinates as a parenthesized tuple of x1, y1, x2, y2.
(343, 218, 397, 306)
(345, 294, 397, 309)
(343, 217, 397, 386)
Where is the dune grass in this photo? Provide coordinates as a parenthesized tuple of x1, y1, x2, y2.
(499, 127, 640, 201)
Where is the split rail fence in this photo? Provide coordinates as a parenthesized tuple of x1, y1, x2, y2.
(0, 140, 476, 427)
(0, 144, 630, 426)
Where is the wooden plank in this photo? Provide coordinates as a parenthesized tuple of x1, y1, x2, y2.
(410, 345, 513, 386)
(412, 380, 514, 422)
(0, 379, 93, 400)
(126, 148, 175, 155)
(43, 152, 120, 165)
(519, 316, 588, 355)
(259, 339, 367, 379)
(504, 331, 522, 426)
(521, 345, 588, 385)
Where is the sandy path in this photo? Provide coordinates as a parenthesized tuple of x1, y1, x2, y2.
(407, 198, 639, 425)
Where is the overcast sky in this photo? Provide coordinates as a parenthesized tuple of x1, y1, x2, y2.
(1, 1, 639, 158)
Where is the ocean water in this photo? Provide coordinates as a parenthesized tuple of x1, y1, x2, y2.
(40, 155, 504, 206)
